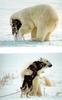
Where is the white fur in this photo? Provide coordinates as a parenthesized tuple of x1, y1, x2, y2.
(10, 4, 58, 41)
(21, 58, 52, 97)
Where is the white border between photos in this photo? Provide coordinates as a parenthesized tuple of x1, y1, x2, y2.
(0, 46, 62, 53)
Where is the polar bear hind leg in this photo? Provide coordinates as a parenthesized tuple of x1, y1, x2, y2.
(44, 32, 51, 41)
(36, 22, 57, 41)
(36, 26, 47, 41)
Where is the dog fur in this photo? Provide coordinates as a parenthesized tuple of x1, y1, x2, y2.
(20, 58, 52, 97)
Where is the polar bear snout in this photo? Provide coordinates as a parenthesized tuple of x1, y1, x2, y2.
(11, 19, 22, 37)
(48, 63, 52, 67)
(45, 61, 52, 68)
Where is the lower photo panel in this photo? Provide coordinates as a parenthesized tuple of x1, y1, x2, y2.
(0, 53, 62, 99)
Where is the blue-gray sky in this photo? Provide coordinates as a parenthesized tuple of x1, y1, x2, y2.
(0, 53, 62, 81)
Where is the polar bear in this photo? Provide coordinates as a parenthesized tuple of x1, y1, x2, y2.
(20, 58, 52, 97)
(10, 4, 58, 41)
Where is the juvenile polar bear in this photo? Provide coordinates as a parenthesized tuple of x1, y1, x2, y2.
(10, 4, 58, 41)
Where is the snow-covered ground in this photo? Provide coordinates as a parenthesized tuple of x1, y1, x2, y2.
(0, 54, 62, 100)
(0, 0, 62, 46)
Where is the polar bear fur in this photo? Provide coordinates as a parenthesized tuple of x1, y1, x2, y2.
(20, 58, 52, 97)
(10, 4, 58, 41)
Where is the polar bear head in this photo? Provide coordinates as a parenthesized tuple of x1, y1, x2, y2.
(30, 58, 52, 72)
(22, 58, 52, 76)
(39, 58, 52, 69)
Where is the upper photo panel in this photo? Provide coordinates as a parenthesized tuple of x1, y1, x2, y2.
(0, 0, 62, 46)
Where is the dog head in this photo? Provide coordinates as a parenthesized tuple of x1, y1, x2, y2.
(11, 19, 22, 38)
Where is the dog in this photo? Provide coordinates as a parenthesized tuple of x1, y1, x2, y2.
(20, 58, 52, 97)
(11, 19, 22, 39)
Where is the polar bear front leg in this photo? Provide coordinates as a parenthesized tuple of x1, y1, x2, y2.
(18, 24, 31, 40)
(31, 27, 37, 40)
(32, 76, 39, 96)
(37, 85, 42, 96)
(18, 25, 26, 40)
(32, 76, 42, 96)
